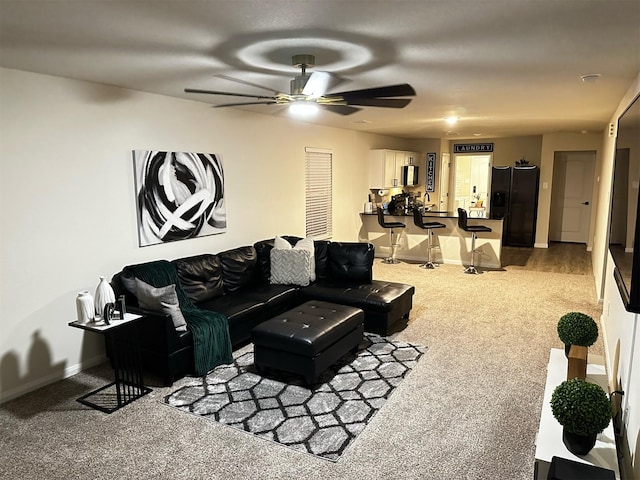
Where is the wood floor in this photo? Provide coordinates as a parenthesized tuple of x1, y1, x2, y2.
(501, 241, 593, 275)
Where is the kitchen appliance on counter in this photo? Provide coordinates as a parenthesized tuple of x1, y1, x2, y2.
(387, 192, 409, 215)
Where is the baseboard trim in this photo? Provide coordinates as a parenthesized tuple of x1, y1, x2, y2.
(534, 243, 549, 248)
(0, 354, 106, 404)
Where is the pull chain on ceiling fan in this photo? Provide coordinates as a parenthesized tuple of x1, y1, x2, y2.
(185, 54, 416, 116)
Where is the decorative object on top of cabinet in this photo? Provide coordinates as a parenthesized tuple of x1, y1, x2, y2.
(515, 157, 529, 166)
(369, 149, 421, 189)
(95, 276, 116, 316)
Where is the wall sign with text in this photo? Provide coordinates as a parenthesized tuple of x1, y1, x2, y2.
(453, 143, 494, 153)
(425, 153, 436, 192)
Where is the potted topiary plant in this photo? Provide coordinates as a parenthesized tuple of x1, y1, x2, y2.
(557, 312, 598, 356)
(550, 378, 612, 455)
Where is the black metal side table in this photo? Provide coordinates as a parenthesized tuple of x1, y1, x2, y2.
(69, 313, 152, 413)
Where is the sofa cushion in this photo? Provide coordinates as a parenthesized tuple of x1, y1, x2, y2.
(135, 279, 188, 331)
(173, 254, 224, 303)
(327, 242, 374, 284)
(270, 248, 312, 286)
(218, 246, 260, 293)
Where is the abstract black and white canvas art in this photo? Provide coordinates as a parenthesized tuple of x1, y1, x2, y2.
(133, 150, 226, 247)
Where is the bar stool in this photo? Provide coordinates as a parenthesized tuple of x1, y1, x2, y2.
(377, 207, 405, 264)
(457, 207, 492, 274)
(412, 208, 446, 269)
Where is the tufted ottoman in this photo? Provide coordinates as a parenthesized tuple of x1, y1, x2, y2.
(251, 300, 364, 385)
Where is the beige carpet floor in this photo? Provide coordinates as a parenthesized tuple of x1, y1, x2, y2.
(0, 254, 603, 480)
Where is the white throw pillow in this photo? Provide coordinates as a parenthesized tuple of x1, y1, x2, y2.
(293, 237, 316, 282)
(270, 249, 312, 286)
(273, 236, 292, 250)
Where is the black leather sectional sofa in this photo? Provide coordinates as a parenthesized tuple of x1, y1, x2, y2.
(111, 236, 415, 385)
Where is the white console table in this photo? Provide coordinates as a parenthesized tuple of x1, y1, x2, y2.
(534, 348, 620, 479)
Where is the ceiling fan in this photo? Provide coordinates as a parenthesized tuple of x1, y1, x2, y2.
(185, 54, 416, 116)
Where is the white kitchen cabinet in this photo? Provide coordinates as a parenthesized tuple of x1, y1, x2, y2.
(369, 149, 420, 189)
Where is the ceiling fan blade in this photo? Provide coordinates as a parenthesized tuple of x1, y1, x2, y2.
(302, 71, 343, 98)
(327, 83, 416, 99)
(321, 104, 362, 116)
(213, 101, 278, 108)
(214, 74, 283, 95)
(342, 97, 413, 108)
(185, 88, 276, 101)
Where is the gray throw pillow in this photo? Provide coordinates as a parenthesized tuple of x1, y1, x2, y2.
(270, 248, 312, 286)
(134, 278, 187, 331)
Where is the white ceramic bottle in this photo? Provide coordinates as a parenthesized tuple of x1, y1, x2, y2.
(76, 291, 95, 324)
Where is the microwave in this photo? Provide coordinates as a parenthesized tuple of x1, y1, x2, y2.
(401, 165, 419, 186)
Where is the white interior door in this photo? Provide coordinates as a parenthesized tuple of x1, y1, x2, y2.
(439, 153, 450, 211)
(550, 151, 595, 243)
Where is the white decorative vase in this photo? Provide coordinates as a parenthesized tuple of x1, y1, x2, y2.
(76, 291, 95, 324)
(95, 276, 115, 316)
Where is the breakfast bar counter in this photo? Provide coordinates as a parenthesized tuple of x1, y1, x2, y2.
(359, 210, 504, 269)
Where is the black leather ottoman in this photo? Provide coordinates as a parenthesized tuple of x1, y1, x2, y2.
(251, 300, 364, 385)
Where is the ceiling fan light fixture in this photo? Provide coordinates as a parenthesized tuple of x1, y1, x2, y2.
(289, 100, 319, 116)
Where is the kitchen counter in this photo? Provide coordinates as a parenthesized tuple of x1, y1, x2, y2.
(360, 209, 497, 220)
(359, 210, 503, 268)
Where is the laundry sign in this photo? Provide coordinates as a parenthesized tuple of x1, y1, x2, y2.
(453, 143, 494, 153)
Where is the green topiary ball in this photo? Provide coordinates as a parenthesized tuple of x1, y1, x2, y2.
(550, 378, 612, 436)
(557, 312, 598, 347)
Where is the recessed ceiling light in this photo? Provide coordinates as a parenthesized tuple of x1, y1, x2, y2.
(473, 133, 483, 137)
(445, 116, 459, 125)
(580, 73, 601, 83)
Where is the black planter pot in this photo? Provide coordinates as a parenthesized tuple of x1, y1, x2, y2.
(562, 428, 597, 455)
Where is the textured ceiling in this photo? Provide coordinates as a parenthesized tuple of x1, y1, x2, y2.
(1, 0, 639, 139)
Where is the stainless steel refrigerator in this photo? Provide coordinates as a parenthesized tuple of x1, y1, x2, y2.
(490, 166, 539, 247)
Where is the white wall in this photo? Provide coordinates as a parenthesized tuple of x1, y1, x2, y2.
(599, 73, 640, 480)
(0, 67, 418, 402)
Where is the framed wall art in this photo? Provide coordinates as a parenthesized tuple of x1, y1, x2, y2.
(133, 150, 226, 247)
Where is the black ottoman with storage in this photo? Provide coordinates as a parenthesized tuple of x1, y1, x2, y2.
(252, 300, 364, 385)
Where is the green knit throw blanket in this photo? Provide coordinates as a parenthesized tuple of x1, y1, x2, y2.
(123, 260, 233, 375)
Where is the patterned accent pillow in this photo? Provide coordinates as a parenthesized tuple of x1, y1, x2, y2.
(270, 248, 312, 286)
(134, 278, 188, 331)
(293, 237, 316, 282)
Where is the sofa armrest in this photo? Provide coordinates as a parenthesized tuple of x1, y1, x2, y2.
(126, 307, 187, 353)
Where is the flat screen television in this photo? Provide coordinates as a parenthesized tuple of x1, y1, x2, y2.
(609, 94, 640, 312)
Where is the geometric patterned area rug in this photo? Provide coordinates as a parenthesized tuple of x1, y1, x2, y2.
(163, 333, 427, 461)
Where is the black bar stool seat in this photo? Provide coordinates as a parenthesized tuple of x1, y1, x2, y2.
(457, 207, 492, 274)
(412, 208, 446, 269)
(377, 207, 405, 264)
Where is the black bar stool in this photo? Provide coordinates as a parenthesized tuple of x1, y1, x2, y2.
(413, 208, 446, 269)
(457, 207, 492, 274)
(377, 207, 405, 264)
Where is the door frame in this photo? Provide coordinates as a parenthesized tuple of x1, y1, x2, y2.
(549, 150, 596, 246)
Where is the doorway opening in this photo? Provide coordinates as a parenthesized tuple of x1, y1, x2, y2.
(452, 154, 492, 211)
(549, 151, 595, 244)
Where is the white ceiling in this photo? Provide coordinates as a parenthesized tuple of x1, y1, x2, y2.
(1, 0, 639, 139)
